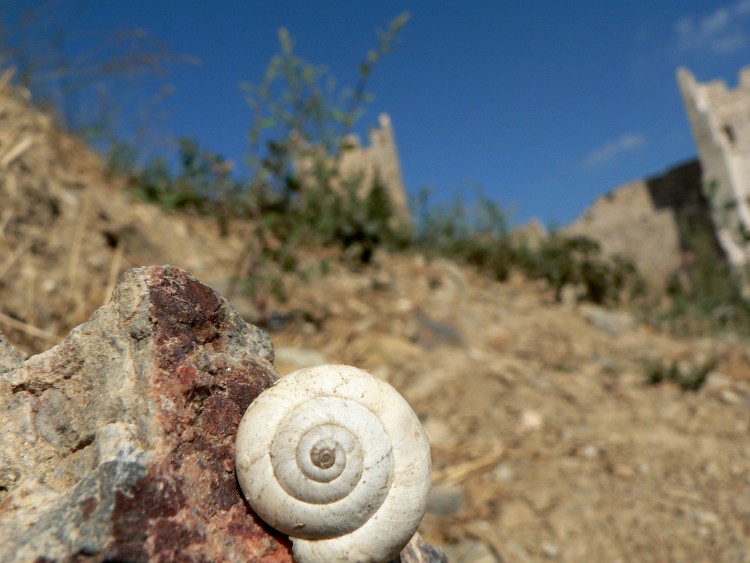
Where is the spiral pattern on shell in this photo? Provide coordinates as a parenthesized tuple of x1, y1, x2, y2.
(235, 364, 432, 563)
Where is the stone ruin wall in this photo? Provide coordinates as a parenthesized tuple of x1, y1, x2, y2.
(565, 159, 718, 293)
(342, 113, 411, 227)
(565, 175, 683, 292)
(566, 65, 750, 295)
(297, 113, 411, 228)
(678, 66, 750, 270)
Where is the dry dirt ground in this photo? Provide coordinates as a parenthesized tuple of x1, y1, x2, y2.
(2, 77, 750, 562)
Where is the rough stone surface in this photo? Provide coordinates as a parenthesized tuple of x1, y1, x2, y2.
(392, 533, 449, 563)
(679, 66, 750, 274)
(297, 113, 411, 228)
(0, 330, 23, 373)
(579, 304, 636, 337)
(565, 159, 720, 293)
(0, 265, 293, 562)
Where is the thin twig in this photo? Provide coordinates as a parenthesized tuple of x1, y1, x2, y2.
(0, 136, 34, 168)
(5, 172, 18, 201)
(102, 242, 125, 306)
(0, 209, 15, 248)
(432, 447, 507, 486)
(0, 239, 34, 281)
(461, 523, 516, 563)
(0, 311, 61, 344)
(0, 67, 15, 91)
(66, 194, 90, 304)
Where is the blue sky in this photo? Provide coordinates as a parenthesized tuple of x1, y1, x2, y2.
(10, 1, 750, 226)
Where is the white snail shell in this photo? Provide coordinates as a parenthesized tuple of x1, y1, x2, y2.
(235, 364, 432, 563)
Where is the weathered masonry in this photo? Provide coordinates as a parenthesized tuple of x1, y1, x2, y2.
(678, 66, 750, 271)
(339, 113, 410, 227)
(296, 113, 411, 228)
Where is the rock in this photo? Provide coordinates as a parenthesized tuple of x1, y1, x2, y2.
(0, 265, 291, 562)
(499, 499, 535, 528)
(541, 540, 559, 558)
(274, 345, 328, 374)
(412, 310, 463, 350)
(422, 416, 456, 447)
(427, 484, 466, 515)
(392, 532, 449, 563)
(371, 270, 396, 291)
(350, 333, 422, 369)
(442, 539, 499, 563)
(579, 304, 636, 336)
(0, 330, 23, 373)
(518, 409, 544, 432)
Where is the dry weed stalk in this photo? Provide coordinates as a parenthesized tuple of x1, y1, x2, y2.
(0, 239, 34, 282)
(432, 447, 507, 486)
(0, 136, 35, 168)
(103, 242, 125, 306)
(0, 311, 60, 344)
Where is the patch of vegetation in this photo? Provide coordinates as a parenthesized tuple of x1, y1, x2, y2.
(657, 220, 750, 337)
(112, 137, 242, 236)
(414, 189, 645, 305)
(645, 357, 716, 391)
(516, 234, 645, 305)
(239, 16, 412, 264)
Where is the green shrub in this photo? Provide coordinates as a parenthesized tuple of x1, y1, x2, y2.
(414, 189, 644, 305)
(658, 220, 750, 336)
(520, 234, 644, 304)
(645, 357, 716, 391)
(114, 137, 244, 237)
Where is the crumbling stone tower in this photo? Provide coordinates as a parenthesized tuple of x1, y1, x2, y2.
(678, 66, 750, 270)
(296, 113, 411, 229)
(338, 113, 411, 227)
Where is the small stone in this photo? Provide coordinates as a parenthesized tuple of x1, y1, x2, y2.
(422, 417, 455, 447)
(518, 409, 543, 432)
(395, 298, 414, 312)
(413, 310, 462, 349)
(690, 510, 719, 525)
(580, 305, 636, 336)
(371, 271, 395, 291)
(505, 540, 533, 563)
(442, 540, 498, 563)
(529, 487, 555, 511)
(392, 532, 448, 563)
(0, 330, 23, 374)
(494, 462, 514, 483)
(541, 540, 559, 558)
(426, 484, 465, 515)
(581, 444, 599, 459)
(499, 499, 535, 528)
(720, 389, 741, 404)
(275, 346, 328, 374)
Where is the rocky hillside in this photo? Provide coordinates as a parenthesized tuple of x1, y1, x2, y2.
(2, 78, 750, 562)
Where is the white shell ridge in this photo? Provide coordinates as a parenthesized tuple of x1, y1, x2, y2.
(235, 364, 432, 563)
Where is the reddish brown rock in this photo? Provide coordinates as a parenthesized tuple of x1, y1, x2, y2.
(0, 265, 293, 562)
